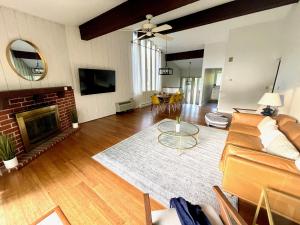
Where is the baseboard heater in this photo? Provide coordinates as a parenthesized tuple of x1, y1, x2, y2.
(115, 99, 135, 113)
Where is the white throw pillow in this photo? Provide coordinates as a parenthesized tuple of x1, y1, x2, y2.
(257, 116, 277, 135)
(260, 129, 281, 149)
(265, 132, 300, 160)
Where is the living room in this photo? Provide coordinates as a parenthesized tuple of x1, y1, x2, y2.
(0, 1, 300, 225)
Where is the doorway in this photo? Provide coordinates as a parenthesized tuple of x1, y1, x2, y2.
(201, 68, 222, 106)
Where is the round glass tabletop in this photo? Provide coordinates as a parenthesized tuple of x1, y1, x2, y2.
(158, 131, 198, 150)
(157, 120, 199, 150)
(158, 120, 199, 136)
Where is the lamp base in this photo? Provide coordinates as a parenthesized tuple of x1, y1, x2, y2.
(261, 106, 274, 116)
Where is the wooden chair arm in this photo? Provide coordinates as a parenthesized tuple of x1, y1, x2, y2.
(144, 193, 152, 225)
(213, 186, 248, 225)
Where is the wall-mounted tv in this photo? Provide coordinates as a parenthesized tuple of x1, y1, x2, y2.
(79, 68, 116, 96)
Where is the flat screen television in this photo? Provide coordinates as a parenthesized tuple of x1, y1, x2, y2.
(79, 68, 116, 96)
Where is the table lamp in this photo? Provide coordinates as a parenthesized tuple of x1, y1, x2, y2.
(258, 93, 282, 116)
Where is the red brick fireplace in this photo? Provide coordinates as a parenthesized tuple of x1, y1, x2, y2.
(0, 86, 76, 157)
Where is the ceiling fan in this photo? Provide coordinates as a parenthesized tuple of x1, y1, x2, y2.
(132, 14, 174, 41)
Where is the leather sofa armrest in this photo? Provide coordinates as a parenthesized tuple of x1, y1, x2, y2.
(231, 112, 264, 127)
(222, 155, 300, 223)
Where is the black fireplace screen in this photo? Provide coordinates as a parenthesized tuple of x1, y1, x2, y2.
(16, 105, 60, 151)
(25, 112, 59, 145)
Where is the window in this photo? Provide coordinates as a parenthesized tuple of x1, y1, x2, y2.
(132, 33, 161, 97)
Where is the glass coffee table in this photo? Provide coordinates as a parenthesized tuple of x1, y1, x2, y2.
(158, 120, 199, 150)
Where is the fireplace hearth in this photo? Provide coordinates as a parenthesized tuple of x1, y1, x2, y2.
(16, 105, 60, 151)
(0, 86, 77, 175)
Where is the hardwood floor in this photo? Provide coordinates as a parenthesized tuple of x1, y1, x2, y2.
(0, 103, 291, 225)
(0, 104, 215, 225)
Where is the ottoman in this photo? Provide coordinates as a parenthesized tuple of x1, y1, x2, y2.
(205, 112, 229, 128)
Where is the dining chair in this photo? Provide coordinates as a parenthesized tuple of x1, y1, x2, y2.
(167, 95, 177, 114)
(175, 93, 183, 110)
(151, 95, 163, 113)
(144, 186, 248, 225)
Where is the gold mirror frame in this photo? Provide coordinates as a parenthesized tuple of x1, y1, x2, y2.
(6, 39, 48, 81)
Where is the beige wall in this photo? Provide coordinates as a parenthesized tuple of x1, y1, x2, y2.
(161, 62, 181, 88)
(218, 21, 282, 113)
(275, 4, 300, 120)
(200, 42, 226, 105)
(0, 7, 73, 90)
(65, 27, 133, 123)
(0, 6, 133, 123)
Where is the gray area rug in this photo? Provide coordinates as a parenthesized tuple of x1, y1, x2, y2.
(93, 119, 236, 209)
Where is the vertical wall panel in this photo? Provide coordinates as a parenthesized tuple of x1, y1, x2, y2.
(0, 6, 73, 91)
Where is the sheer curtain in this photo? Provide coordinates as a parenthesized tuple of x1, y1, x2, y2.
(132, 32, 161, 101)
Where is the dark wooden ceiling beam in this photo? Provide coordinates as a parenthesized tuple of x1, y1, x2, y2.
(148, 0, 299, 36)
(79, 0, 198, 40)
(166, 49, 204, 61)
(12, 50, 41, 60)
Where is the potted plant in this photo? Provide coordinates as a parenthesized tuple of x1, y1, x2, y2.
(0, 135, 18, 169)
(176, 116, 181, 133)
(70, 109, 79, 129)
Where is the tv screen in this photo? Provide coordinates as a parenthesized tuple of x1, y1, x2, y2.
(79, 68, 116, 96)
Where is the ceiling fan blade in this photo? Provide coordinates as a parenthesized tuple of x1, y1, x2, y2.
(154, 33, 174, 41)
(133, 34, 147, 42)
(152, 24, 172, 33)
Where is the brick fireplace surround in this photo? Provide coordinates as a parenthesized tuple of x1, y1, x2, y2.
(0, 86, 76, 174)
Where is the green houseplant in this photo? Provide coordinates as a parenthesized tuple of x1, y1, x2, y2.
(0, 135, 18, 169)
(70, 109, 79, 128)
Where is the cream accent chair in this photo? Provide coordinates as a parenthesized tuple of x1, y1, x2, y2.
(144, 186, 248, 225)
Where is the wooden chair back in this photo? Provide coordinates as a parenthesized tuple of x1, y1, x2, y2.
(144, 186, 248, 225)
(213, 186, 248, 225)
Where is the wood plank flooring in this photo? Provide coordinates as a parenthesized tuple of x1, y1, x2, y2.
(0, 103, 289, 225)
(1, 104, 214, 225)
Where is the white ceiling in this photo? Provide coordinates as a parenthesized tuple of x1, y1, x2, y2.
(172, 58, 203, 71)
(0, 0, 126, 25)
(0, 0, 231, 26)
(149, 5, 294, 53)
(0, 0, 296, 54)
(125, 0, 232, 30)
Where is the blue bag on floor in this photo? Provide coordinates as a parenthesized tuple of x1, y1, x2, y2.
(170, 197, 212, 225)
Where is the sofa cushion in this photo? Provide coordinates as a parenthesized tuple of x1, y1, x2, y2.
(229, 123, 260, 137)
(221, 144, 300, 174)
(293, 136, 300, 150)
(227, 132, 263, 151)
(231, 112, 264, 127)
(280, 121, 300, 144)
(275, 114, 297, 128)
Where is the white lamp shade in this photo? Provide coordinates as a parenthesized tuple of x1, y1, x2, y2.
(258, 93, 282, 107)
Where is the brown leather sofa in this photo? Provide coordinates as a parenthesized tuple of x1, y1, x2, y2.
(220, 112, 300, 223)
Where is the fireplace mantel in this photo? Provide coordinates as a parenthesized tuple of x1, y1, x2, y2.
(0, 86, 72, 110)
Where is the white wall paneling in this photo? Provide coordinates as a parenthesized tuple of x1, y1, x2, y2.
(65, 27, 133, 123)
(0, 7, 73, 91)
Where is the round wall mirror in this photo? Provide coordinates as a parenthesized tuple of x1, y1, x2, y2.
(6, 39, 47, 81)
